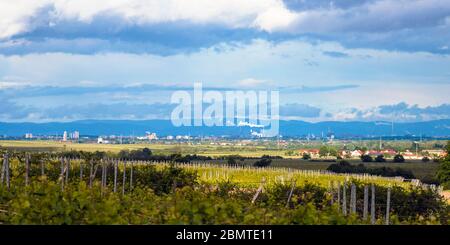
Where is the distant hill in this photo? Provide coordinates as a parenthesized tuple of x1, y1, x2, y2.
(0, 119, 449, 137)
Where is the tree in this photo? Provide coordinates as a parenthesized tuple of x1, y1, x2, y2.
(328, 147, 338, 157)
(436, 141, 450, 189)
(393, 154, 405, 163)
(227, 156, 237, 166)
(319, 146, 329, 157)
(253, 156, 272, 167)
(422, 157, 430, 162)
(361, 154, 373, 162)
(375, 154, 386, 162)
(302, 153, 311, 160)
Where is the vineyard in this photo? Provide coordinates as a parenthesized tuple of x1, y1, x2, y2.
(0, 152, 448, 225)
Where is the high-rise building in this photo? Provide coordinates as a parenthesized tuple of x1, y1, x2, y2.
(63, 131, 67, 142)
(71, 131, 80, 140)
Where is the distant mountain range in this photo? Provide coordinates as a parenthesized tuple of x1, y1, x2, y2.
(0, 119, 449, 138)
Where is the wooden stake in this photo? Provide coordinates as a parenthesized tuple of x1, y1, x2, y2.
(101, 160, 105, 189)
(40, 159, 45, 176)
(385, 187, 391, 225)
(337, 181, 341, 211)
(25, 153, 30, 186)
(89, 160, 93, 188)
(4, 154, 10, 190)
(60, 157, 65, 191)
(363, 185, 369, 220)
(251, 178, 266, 204)
(350, 183, 356, 214)
(80, 161, 83, 181)
(122, 161, 126, 195)
(371, 184, 376, 224)
(342, 182, 347, 216)
(286, 179, 295, 207)
(130, 161, 133, 190)
(113, 159, 118, 193)
(65, 158, 70, 184)
(1, 154, 6, 185)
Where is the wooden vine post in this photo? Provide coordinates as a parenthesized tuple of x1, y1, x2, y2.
(5, 153, 10, 190)
(40, 159, 45, 177)
(79, 160, 83, 181)
(129, 161, 134, 190)
(60, 157, 65, 191)
(385, 186, 391, 225)
(89, 160, 94, 188)
(25, 153, 30, 186)
(337, 181, 341, 212)
(1, 153, 10, 190)
(363, 185, 369, 221)
(1, 153, 6, 186)
(350, 183, 356, 214)
(286, 179, 296, 207)
(371, 184, 376, 224)
(65, 158, 70, 184)
(122, 160, 126, 195)
(342, 181, 347, 216)
(113, 159, 118, 193)
(251, 178, 266, 204)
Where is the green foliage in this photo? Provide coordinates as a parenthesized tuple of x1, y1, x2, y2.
(327, 161, 415, 179)
(319, 146, 337, 157)
(0, 151, 448, 225)
(393, 154, 405, 163)
(253, 156, 272, 167)
(302, 153, 311, 160)
(436, 141, 450, 189)
(375, 155, 386, 162)
(361, 154, 373, 162)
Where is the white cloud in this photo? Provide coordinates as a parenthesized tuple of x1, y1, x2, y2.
(0, 0, 294, 39)
(3, 0, 448, 40)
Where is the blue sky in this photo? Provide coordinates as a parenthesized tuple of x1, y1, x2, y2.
(0, 0, 449, 122)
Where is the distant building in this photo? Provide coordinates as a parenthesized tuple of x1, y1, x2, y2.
(350, 150, 363, 158)
(401, 150, 418, 159)
(298, 149, 320, 158)
(25, 133, 33, 139)
(63, 131, 67, 142)
(146, 132, 158, 140)
(71, 131, 80, 140)
(97, 137, 109, 144)
(422, 149, 447, 158)
(166, 135, 174, 140)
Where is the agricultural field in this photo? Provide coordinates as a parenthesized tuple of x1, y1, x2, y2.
(0, 150, 448, 225)
(0, 140, 441, 182)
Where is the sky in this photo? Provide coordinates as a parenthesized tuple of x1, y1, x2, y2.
(0, 0, 449, 122)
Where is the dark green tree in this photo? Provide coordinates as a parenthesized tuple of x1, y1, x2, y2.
(436, 141, 450, 189)
(361, 154, 373, 162)
(375, 154, 386, 162)
(302, 153, 311, 160)
(393, 154, 405, 163)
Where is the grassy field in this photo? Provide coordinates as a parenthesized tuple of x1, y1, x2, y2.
(0, 140, 290, 157)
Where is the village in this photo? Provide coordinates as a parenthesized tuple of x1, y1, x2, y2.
(298, 148, 447, 160)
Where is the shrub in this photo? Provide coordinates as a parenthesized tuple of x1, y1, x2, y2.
(361, 154, 373, 162)
(375, 155, 386, 162)
(253, 156, 272, 167)
(393, 154, 405, 163)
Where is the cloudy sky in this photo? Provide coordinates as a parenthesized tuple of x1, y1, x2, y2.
(0, 0, 449, 122)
